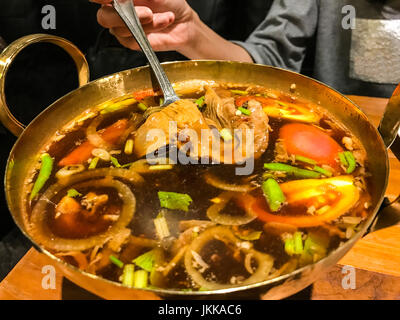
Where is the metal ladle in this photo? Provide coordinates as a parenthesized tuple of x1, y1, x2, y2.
(112, 0, 180, 113)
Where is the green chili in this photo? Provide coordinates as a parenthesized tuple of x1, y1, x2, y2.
(30, 153, 54, 200)
(263, 163, 321, 179)
(262, 178, 286, 212)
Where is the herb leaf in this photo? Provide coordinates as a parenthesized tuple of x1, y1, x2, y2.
(158, 191, 193, 212)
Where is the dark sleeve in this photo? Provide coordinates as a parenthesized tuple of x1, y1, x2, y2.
(232, 0, 319, 72)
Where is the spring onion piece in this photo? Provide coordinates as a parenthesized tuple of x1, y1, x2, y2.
(343, 151, 356, 173)
(195, 96, 205, 108)
(110, 156, 121, 168)
(262, 179, 286, 212)
(148, 164, 174, 171)
(295, 155, 317, 165)
(30, 153, 54, 200)
(88, 157, 99, 170)
(313, 165, 333, 177)
(109, 255, 124, 268)
(158, 191, 193, 212)
(231, 89, 249, 95)
(134, 270, 148, 288)
(159, 97, 164, 106)
(293, 232, 304, 254)
(238, 107, 251, 116)
(121, 264, 135, 287)
(220, 128, 233, 142)
(100, 98, 137, 114)
(339, 152, 348, 167)
(124, 139, 134, 155)
(137, 102, 148, 111)
(154, 212, 170, 239)
(264, 163, 321, 179)
(67, 189, 82, 198)
(284, 238, 295, 256)
(133, 250, 155, 272)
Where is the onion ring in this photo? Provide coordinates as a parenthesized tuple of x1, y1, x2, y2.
(28, 177, 136, 252)
(184, 226, 274, 290)
(204, 172, 256, 193)
(207, 192, 257, 225)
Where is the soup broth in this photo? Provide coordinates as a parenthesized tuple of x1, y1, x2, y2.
(23, 81, 371, 291)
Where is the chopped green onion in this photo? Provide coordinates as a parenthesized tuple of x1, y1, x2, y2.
(344, 151, 356, 173)
(110, 156, 121, 168)
(195, 96, 205, 108)
(339, 152, 348, 167)
(100, 98, 137, 114)
(313, 165, 333, 177)
(30, 153, 54, 200)
(137, 102, 148, 111)
(158, 191, 193, 212)
(121, 162, 133, 168)
(262, 178, 286, 212)
(109, 255, 124, 268)
(124, 139, 134, 155)
(230, 89, 248, 95)
(295, 155, 317, 165)
(220, 128, 233, 142)
(238, 107, 251, 116)
(154, 212, 170, 239)
(133, 250, 156, 272)
(89, 157, 99, 170)
(134, 270, 148, 289)
(284, 238, 295, 256)
(148, 164, 173, 171)
(67, 189, 82, 198)
(121, 264, 135, 287)
(293, 232, 304, 254)
(264, 163, 321, 179)
(159, 97, 164, 106)
(199, 287, 209, 291)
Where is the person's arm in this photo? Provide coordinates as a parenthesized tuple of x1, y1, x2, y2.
(234, 0, 319, 72)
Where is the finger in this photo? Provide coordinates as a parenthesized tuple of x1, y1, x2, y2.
(97, 5, 153, 28)
(115, 35, 140, 51)
(110, 12, 174, 37)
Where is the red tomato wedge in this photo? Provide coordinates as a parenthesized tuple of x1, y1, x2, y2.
(58, 119, 128, 167)
(279, 123, 343, 167)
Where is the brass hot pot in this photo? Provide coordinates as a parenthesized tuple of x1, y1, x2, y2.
(0, 34, 399, 300)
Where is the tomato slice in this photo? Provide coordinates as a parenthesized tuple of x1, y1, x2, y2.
(279, 123, 343, 167)
(237, 176, 360, 227)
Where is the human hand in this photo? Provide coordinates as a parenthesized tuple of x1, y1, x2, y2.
(90, 0, 197, 53)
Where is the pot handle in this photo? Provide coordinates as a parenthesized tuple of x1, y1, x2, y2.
(0, 34, 90, 137)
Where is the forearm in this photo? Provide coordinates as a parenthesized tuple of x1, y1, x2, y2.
(179, 12, 254, 63)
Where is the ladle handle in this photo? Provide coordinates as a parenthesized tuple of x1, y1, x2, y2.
(113, 0, 179, 105)
(0, 34, 90, 137)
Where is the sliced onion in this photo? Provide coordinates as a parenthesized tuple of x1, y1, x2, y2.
(204, 172, 256, 193)
(86, 116, 111, 150)
(57, 167, 144, 186)
(56, 165, 85, 180)
(207, 192, 257, 226)
(28, 177, 136, 252)
(184, 226, 274, 290)
(129, 158, 175, 174)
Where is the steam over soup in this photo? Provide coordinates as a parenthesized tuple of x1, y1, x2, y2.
(23, 81, 371, 291)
